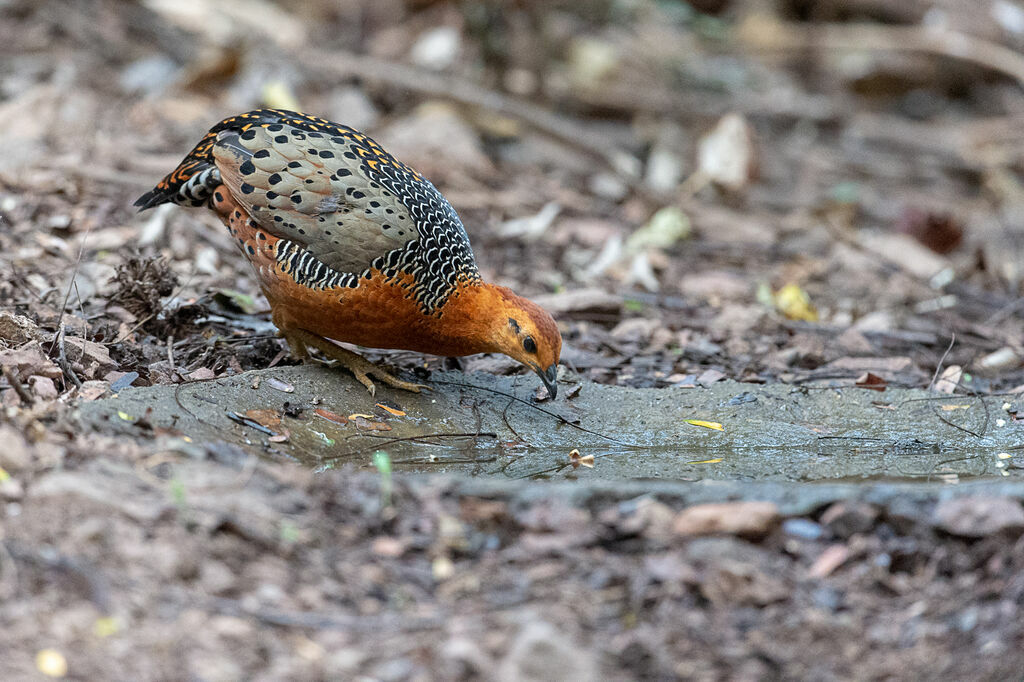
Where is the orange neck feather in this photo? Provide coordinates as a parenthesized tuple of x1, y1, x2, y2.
(415, 282, 518, 357)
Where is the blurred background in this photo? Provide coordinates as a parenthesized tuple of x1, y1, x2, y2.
(2, 0, 1023, 391)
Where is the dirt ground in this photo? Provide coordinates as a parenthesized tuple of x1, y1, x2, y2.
(4, 425, 1024, 680)
(3, 0, 1024, 679)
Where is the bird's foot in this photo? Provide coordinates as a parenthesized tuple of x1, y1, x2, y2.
(281, 329, 427, 397)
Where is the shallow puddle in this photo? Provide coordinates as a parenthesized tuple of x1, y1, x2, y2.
(80, 365, 1024, 483)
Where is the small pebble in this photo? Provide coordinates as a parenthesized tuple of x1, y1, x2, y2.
(810, 586, 843, 612)
(783, 518, 825, 540)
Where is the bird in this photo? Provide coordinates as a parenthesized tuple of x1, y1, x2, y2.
(135, 109, 561, 397)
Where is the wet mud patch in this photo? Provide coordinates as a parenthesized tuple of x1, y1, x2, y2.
(79, 365, 1024, 483)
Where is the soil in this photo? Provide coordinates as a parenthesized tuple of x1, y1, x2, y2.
(2, 0, 1024, 679)
(5, 425, 1024, 680)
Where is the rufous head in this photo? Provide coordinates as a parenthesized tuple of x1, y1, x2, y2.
(485, 286, 562, 397)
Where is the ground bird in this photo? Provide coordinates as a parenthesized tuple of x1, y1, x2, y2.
(136, 109, 561, 397)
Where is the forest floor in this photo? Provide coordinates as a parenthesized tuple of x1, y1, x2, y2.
(2, 0, 1024, 678)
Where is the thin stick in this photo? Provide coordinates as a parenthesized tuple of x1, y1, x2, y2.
(48, 222, 92, 358)
(934, 411, 984, 439)
(928, 333, 956, 392)
(167, 335, 176, 376)
(430, 378, 637, 446)
(1, 366, 33, 405)
(501, 393, 526, 445)
(55, 323, 82, 389)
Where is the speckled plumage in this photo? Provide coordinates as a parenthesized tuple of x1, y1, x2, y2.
(135, 109, 481, 314)
(136, 109, 561, 396)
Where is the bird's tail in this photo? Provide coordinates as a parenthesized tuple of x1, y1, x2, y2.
(134, 131, 223, 211)
(134, 109, 309, 211)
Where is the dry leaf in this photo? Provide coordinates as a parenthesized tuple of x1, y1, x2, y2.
(245, 408, 281, 428)
(375, 403, 406, 417)
(855, 372, 887, 391)
(697, 112, 757, 192)
(684, 419, 724, 431)
(774, 283, 818, 322)
(314, 408, 349, 425)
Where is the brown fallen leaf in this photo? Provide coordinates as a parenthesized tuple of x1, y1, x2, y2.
(188, 367, 216, 381)
(896, 207, 963, 255)
(375, 402, 406, 417)
(855, 372, 887, 391)
(314, 408, 349, 425)
(245, 409, 282, 429)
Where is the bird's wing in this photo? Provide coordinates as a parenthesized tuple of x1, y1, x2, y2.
(213, 112, 478, 280)
(137, 109, 481, 311)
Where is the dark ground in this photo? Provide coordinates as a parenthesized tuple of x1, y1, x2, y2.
(2, 0, 1024, 679)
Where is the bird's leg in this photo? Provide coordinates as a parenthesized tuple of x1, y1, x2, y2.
(278, 330, 310, 362)
(281, 329, 427, 396)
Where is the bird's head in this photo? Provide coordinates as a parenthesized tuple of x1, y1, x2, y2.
(479, 286, 562, 398)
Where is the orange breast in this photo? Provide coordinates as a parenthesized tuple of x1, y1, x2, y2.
(212, 185, 491, 357)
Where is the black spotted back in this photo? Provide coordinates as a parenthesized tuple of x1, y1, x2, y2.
(136, 109, 482, 313)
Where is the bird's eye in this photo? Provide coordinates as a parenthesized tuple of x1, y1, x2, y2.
(523, 336, 537, 353)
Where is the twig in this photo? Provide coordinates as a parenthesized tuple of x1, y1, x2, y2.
(934, 410, 984, 439)
(226, 411, 277, 436)
(501, 392, 526, 445)
(922, 453, 986, 482)
(431, 378, 638, 447)
(55, 323, 82, 389)
(928, 333, 956, 392)
(47, 220, 91, 358)
(1, 366, 33, 406)
(167, 335, 176, 376)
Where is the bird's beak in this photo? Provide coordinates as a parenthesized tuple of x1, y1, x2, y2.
(536, 364, 558, 399)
